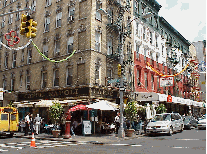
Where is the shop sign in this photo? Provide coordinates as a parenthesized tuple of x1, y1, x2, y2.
(160, 77, 174, 87)
(18, 87, 90, 101)
(135, 92, 158, 101)
(167, 95, 172, 102)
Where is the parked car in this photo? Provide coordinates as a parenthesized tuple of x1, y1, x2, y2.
(146, 113, 184, 136)
(183, 116, 198, 130)
(197, 116, 206, 130)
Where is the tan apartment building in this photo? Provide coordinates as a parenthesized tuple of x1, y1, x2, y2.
(0, 0, 134, 107)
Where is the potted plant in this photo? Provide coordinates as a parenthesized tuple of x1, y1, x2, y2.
(49, 101, 64, 138)
(156, 104, 167, 114)
(124, 101, 138, 137)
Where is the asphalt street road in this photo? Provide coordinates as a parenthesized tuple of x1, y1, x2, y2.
(0, 129, 205, 154)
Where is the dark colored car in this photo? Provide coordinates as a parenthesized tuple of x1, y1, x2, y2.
(183, 116, 198, 130)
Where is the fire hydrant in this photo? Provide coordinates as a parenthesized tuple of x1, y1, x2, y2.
(64, 111, 71, 139)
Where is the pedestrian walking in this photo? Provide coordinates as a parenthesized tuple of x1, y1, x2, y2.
(71, 119, 78, 136)
(24, 112, 30, 136)
(34, 114, 42, 135)
(30, 114, 34, 134)
(114, 112, 120, 134)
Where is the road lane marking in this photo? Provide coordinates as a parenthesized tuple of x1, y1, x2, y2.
(131, 145, 142, 147)
(172, 147, 189, 148)
(176, 139, 200, 141)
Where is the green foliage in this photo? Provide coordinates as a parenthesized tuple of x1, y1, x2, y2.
(156, 104, 167, 114)
(125, 101, 138, 129)
(49, 101, 63, 129)
(7, 101, 13, 107)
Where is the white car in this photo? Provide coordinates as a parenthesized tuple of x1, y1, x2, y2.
(197, 117, 206, 130)
(146, 113, 184, 136)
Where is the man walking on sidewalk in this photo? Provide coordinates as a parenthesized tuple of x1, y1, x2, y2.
(24, 112, 30, 136)
(114, 112, 120, 134)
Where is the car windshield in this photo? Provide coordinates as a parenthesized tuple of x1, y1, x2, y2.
(152, 114, 171, 121)
(184, 116, 191, 124)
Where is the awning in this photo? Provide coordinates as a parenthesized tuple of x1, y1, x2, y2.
(158, 93, 168, 102)
(180, 98, 186, 105)
(35, 100, 54, 107)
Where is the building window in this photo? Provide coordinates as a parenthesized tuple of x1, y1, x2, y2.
(95, 32, 101, 52)
(107, 38, 113, 55)
(1, 16, 5, 28)
(56, 12, 62, 28)
(143, 27, 146, 40)
(4, 52, 8, 69)
(21, 49, 24, 62)
(20, 72, 23, 87)
(27, 49, 32, 64)
(144, 72, 148, 88)
(12, 51, 16, 68)
(68, 6, 75, 22)
(54, 40, 60, 55)
(0, 53, 1, 69)
(0, 36, 2, 49)
(66, 67, 73, 86)
(134, 1, 139, 15)
(46, 0, 52, 7)
(26, 70, 30, 90)
(53, 69, 59, 87)
(150, 32, 153, 44)
(3, 75, 6, 90)
(8, 14, 13, 24)
(136, 22, 139, 36)
(31, 0, 36, 12)
(151, 74, 154, 90)
(43, 45, 48, 60)
(96, 2, 102, 21)
(157, 77, 160, 91)
(156, 53, 159, 67)
(3, 0, 7, 7)
(144, 49, 147, 61)
(155, 35, 158, 48)
(67, 36, 73, 54)
(15, 11, 20, 21)
(11, 73, 15, 91)
(137, 69, 140, 86)
(41, 71, 47, 88)
(44, 17, 50, 32)
(95, 64, 100, 85)
(136, 44, 140, 59)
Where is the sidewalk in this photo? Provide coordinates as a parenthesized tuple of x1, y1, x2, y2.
(14, 132, 144, 144)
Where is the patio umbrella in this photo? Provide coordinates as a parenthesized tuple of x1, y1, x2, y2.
(69, 104, 88, 112)
(86, 100, 117, 111)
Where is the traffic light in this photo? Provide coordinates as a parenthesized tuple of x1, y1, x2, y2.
(118, 64, 121, 77)
(26, 19, 37, 38)
(20, 14, 30, 35)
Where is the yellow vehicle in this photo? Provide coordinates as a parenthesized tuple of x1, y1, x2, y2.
(0, 107, 19, 137)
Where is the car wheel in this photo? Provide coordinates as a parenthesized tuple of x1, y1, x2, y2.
(180, 125, 183, 132)
(168, 126, 173, 136)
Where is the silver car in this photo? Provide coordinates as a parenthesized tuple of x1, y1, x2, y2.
(146, 113, 184, 136)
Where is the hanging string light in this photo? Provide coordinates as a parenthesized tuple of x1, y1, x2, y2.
(0, 39, 32, 50)
(31, 40, 76, 63)
(147, 62, 189, 77)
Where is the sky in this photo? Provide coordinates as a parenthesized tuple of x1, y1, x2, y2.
(156, 0, 206, 43)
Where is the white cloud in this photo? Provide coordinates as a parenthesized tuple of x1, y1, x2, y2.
(156, 0, 206, 42)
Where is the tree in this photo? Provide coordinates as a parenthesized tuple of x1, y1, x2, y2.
(124, 101, 138, 129)
(49, 101, 64, 130)
(156, 104, 167, 114)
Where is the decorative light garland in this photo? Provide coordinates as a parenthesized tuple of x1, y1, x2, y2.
(0, 39, 32, 50)
(31, 40, 76, 63)
(147, 62, 189, 77)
